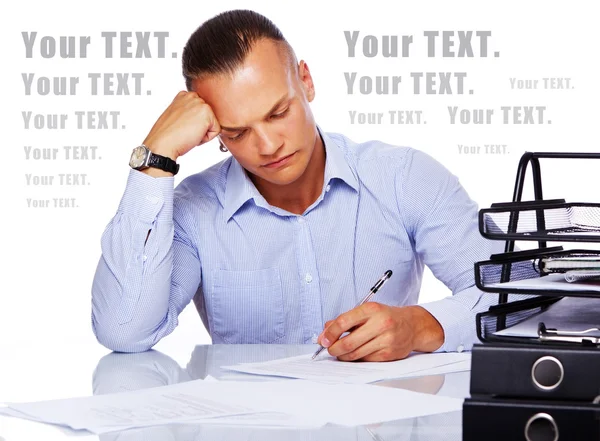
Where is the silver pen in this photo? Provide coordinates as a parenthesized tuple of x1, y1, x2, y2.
(312, 270, 393, 360)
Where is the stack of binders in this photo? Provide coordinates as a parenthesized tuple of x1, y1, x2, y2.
(463, 152, 600, 441)
(464, 342, 600, 440)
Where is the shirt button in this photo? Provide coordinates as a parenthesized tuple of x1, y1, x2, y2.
(326, 184, 331, 192)
(142, 255, 147, 262)
(297, 217, 305, 223)
(305, 273, 313, 283)
(457, 344, 464, 353)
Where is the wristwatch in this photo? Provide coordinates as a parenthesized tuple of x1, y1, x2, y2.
(129, 144, 179, 175)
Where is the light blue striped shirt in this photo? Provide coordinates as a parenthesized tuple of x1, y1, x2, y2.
(92, 128, 504, 353)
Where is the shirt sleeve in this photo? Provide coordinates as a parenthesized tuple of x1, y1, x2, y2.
(91, 169, 201, 352)
(397, 149, 507, 353)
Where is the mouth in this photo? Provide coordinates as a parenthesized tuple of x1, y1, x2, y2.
(262, 152, 296, 169)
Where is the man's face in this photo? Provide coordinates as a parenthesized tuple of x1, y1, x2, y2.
(191, 39, 318, 187)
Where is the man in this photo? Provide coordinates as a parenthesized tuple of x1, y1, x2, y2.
(92, 9, 501, 360)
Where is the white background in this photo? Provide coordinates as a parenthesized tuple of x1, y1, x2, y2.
(1, 0, 599, 353)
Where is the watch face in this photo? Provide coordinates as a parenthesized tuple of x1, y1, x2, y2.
(129, 146, 148, 168)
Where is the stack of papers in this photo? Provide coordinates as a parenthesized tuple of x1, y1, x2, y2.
(0, 352, 470, 433)
(541, 255, 600, 271)
(488, 273, 600, 292)
(0, 376, 464, 434)
(541, 255, 600, 282)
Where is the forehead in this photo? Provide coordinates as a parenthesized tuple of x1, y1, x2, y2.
(191, 39, 296, 126)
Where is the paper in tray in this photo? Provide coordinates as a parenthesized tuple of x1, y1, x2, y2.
(479, 200, 600, 242)
(475, 296, 562, 344)
(475, 247, 600, 298)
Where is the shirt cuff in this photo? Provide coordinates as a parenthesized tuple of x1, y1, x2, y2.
(117, 169, 175, 223)
(419, 285, 487, 353)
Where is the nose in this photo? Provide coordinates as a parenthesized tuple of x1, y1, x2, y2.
(255, 126, 282, 156)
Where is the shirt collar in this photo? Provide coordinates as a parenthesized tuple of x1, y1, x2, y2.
(222, 158, 259, 222)
(223, 126, 358, 222)
(320, 129, 359, 193)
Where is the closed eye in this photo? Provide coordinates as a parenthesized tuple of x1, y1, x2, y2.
(271, 108, 289, 119)
(225, 107, 289, 141)
(226, 130, 246, 141)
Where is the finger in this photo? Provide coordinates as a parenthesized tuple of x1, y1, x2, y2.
(316, 320, 335, 344)
(358, 346, 411, 362)
(320, 305, 373, 348)
(200, 107, 221, 144)
(327, 323, 379, 358)
(175, 90, 199, 104)
(203, 118, 221, 143)
(338, 334, 411, 362)
(334, 335, 385, 361)
(346, 334, 412, 362)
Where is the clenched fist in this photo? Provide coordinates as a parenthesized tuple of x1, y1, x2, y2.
(141, 91, 221, 176)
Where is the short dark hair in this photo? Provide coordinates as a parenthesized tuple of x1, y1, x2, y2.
(182, 9, 294, 90)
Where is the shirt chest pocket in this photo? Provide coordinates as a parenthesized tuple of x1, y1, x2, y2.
(210, 267, 285, 344)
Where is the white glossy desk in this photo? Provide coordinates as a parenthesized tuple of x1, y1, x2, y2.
(0, 343, 469, 440)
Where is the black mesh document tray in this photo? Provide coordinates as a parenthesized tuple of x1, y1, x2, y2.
(480, 199, 600, 243)
(475, 247, 600, 298)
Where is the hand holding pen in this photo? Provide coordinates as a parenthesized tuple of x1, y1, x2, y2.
(312, 270, 393, 360)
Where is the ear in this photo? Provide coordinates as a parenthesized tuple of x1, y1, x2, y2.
(297, 60, 315, 102)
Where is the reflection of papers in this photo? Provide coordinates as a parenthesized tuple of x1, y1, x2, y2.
(495, 296, 600, 338)
(222, 352, 471, 384)
(4, 380, 265, 433)
(0, 377, 463, 434)
(487, 273, 600, 292)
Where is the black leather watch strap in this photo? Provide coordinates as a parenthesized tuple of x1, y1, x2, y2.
(147, 152, 180, 175)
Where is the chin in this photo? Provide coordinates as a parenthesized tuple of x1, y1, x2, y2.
(257, 155, 309, 184)
(260, 165, 305, 186)
(265, 172, 303, 187)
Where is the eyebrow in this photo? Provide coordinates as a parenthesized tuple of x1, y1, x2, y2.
(220, 94, 290, 132)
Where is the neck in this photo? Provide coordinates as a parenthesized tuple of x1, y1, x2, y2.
(252, 132, 326, 215)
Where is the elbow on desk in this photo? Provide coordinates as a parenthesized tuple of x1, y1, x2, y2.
(91, 266, 161, 353)
(91, 315, 156, 353)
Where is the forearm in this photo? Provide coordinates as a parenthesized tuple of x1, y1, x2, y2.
(139, 136, 179, 178)
(420, 285, 538, 353)
(91, 170, 197, 352)
(92, 214, 176, 352)
(419, 286, 490, 352)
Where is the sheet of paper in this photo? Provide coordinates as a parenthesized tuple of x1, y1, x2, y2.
(222, 352, 470, 383)
(5, 379, 313, 434)
(0, 405, 321, 434)
(0, 407, 97, 437)
(240, 379, 463, 427)
(2, 377, 463, 434)
(85, 411, 325, 434)
(495, 296, 600, 338)
(0, 406, 45, 422)
(408, 359, 471, 377)
(487, 272, 600, 292)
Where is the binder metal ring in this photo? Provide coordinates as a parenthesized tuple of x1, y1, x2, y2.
(531, 356, 564, 391)
(524, 412, 559, 441)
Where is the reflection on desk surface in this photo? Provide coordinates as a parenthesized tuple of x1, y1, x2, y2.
(92, 344, 466, 440)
